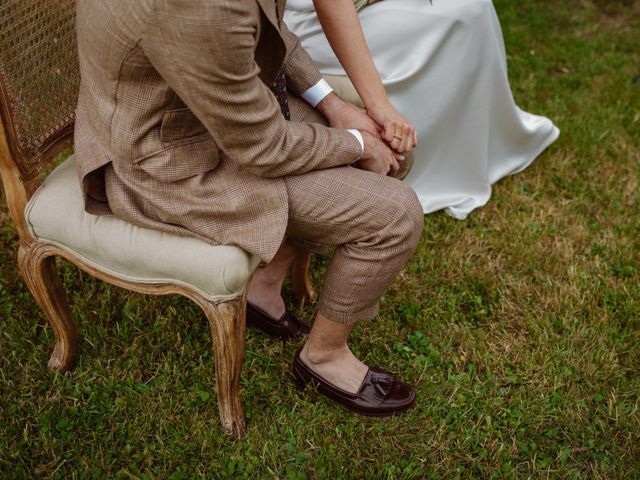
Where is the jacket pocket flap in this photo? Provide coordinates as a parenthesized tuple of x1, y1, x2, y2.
(160, 108, 209, 143)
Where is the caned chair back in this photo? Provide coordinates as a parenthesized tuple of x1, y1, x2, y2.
(0, 0, 78, 183)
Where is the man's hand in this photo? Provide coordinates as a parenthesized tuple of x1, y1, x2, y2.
(354, 131, 405, 177)
(317, 92, 381, 138)
(316, 93, 403, 176)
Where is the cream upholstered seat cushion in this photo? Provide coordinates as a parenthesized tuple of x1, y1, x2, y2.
(25, 156, 260, 302)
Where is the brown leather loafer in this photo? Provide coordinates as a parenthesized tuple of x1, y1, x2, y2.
(246, 302, 310, 340)
(291, 349, 416, 416)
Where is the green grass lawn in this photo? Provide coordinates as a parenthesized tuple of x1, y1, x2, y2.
(1, 0, 639, 478)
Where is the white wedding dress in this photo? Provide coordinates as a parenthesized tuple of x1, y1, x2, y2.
(285, 0, 560, 218)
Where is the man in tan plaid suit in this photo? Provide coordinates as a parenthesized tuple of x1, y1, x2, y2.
(75, 0, 423, 414)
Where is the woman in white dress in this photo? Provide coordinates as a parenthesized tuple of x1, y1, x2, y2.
(285, 0, 560, 218)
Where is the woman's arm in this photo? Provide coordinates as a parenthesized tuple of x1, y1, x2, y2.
(312, 0, 417, 153)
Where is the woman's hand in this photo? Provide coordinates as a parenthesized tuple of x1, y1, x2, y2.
(311, 0, 416, 153)
(367, 102, 417, 154)
(312, 0, 413, 150)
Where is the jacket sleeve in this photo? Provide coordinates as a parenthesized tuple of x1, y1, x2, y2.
(142, 0, 361, 178)
(280, 21, 323, 95)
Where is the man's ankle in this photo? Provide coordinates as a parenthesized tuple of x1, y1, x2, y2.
(302, 343, 350, 366)
(251, 269, 285, 289)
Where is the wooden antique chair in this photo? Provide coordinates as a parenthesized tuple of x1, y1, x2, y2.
(0, 0, 318, 440)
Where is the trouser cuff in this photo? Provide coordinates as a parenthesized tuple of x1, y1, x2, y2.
(317, 302, 379, 326)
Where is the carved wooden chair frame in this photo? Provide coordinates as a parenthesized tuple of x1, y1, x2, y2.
(0, 1, 315, 440)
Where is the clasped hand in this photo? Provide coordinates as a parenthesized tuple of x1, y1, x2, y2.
(366, 102, 417, 155)
(317, 92, 415, 177)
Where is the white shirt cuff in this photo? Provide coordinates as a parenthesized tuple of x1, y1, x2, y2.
(301, 78, 334, 108)
(347, 129, 364, 153)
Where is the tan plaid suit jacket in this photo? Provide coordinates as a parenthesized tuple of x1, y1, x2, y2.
(74, 0, 362, 263)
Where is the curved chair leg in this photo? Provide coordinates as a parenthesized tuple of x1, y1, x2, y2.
(17, 243, 78, 372)
(200, 294, 247, 439)
(290, 252, 316, 304)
